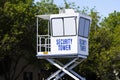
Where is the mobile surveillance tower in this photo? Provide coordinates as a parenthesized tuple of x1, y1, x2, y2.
(36, 9, 91, 80)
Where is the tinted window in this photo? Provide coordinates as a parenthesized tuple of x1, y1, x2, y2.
(78, 17, 90, 38)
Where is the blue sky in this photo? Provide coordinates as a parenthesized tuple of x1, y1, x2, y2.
(35, 0, 120, 17)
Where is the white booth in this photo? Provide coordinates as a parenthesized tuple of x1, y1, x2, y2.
(36, 9, 91, 58)
(36, 9, 91, 80)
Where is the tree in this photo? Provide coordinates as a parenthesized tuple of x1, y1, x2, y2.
(0, 0, 38, 80)
(0, 0, 60, 80)
(100, 11, 120, 80)
(78, 10, 120, 80)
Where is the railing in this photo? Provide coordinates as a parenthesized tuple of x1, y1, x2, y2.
(37, 35, 51, 52)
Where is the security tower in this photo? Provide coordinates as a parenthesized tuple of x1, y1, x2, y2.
(36, 9, 91, 80)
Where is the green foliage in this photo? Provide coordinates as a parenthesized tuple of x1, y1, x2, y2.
(35, 1, 58, 35)
(0, 0, 37, 80)
(36, 1, 58, 14)
(89, 8, 100, 31)
(63, 0, 81, 12)
(78, 10, 120, 80)
(101, 11, 120, 31)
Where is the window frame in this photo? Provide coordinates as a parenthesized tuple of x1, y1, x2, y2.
(51, 16, 77, 37)
(78, 17, 90, 38)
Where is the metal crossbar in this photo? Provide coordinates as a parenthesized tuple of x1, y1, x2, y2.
(46, 58, 86, 80)
(55, 59, 86, 80)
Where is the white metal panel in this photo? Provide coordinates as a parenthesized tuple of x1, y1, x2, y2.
(51, 36, 77, 55)
(64, 18, 76, 35)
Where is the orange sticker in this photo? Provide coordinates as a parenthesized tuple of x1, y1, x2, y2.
(43, 52, 48, 54)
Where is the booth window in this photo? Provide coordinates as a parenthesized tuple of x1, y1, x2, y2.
(52, 17, 76, 36)
(78, 17, 90, 38)
(52, 18, 63, 36)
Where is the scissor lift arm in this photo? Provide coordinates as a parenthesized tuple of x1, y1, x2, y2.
(46, 58, 86, 80)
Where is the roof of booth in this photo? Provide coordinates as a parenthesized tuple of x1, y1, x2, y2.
(36, 15, 50, 20)
(36, 9, 76, 20)
(36, 9, 91, 20)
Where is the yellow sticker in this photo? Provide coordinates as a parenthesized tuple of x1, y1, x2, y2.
(43, 52, 48, 54)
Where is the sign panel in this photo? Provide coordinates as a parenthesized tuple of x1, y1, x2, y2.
(51, 36, 77, 55)
(78, 37, 88, 56)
